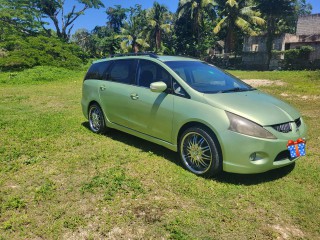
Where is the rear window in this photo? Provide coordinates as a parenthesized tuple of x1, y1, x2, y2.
(84, 61, 112, 81)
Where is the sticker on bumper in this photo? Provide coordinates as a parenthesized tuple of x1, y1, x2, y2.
(287, 138, 306, 158)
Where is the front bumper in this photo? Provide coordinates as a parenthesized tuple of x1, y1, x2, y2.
(221, 119, 307, 174)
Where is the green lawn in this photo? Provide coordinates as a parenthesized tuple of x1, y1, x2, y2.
(0, 67, 319, 239)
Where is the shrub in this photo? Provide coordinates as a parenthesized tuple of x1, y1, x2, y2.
(0, 36, 89, 71)
(282, 46, 314, 70)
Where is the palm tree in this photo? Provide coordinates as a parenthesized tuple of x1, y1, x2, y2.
(214, 0, 265, 53)
(116, 5, 149, 53)
(177, 0, 217, 44)
(258, 0, 295, 69)
(118, 20, 149, 53)
(145, 2, 172, 52)
(106, 5, 128, 33)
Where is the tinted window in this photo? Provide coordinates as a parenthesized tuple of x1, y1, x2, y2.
(85, 61, 111, 80)
(165, 61, 254, 94)
(109, 59, 137, 84)
(137, 60, 172, 88)
(173, 80, 188, 98)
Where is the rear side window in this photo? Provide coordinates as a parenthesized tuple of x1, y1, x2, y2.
(84, 61, 111, 80)
(109, 59, 137, 84)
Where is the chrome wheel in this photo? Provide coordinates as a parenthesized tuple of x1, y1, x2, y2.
(179, 127, 221, 177)
(89, 104, 106, 133)
(181, 132, 212, 174)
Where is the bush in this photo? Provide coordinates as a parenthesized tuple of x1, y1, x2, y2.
(282, 46, 314, 70)
(0, 36, 89, 71)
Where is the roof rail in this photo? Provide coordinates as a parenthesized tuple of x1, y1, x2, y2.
(109, 52, 158, 58)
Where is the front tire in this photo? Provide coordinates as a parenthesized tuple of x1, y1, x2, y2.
(88, 103, 107, 134)
(179, 127, 222, 177)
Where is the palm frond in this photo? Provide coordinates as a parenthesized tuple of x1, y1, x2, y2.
(226, 0, 238, 8)
(202, 0, 218, 7)
(178, 0, 191, 7)
(160, 24, 171, 33)
(136, 38, 149, 48)
(120, 40, 129, 52)
(149, 19, 157, 28)
(213, 17, 227, 34)
(190, 1, 198, 19)
(235, 17, 256, 35)
(120, 27, 128, 35)
(251, 16, 265, 26)
(240, 6, 255, 15)
(177, 1, 192, 19)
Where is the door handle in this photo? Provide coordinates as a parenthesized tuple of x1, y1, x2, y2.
(130, 93, 139, 100)
(100, 86, 106, 91)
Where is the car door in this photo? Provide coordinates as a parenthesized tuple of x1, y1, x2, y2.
(126, 59, 174, 143)
(99, 59, 137, 127)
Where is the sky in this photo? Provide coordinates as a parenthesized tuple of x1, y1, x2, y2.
(61, 0, 320, 34)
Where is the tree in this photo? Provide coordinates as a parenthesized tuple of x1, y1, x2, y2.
(0, 0, 41, 40)
(177, 0, 216, 45)
(257, 0, 295, 69)
(34, 0, 104, 41)
(295, 0, 312, 17)
(117, 5, 149, 53)
(145, 2, 172, 52)
(71, 28, 94, 55)
(214, 0, 265, 53)
(106, 5, 128, 33)
(92, 26, 121, 56)
(291, 0, 312, 32)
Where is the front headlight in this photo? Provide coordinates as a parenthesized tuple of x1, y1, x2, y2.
(226, 112, 276, 139)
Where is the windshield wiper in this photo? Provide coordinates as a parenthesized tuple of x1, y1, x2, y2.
(220, 87, 256, 93)
(221, 87, 246, 93)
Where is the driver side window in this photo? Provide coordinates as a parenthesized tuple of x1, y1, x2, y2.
(137, 60, 171, 88)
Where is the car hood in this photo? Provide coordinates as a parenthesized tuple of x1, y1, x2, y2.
(203, 90, 300, 126)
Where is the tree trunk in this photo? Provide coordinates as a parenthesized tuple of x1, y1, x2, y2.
(225, 26, 235, 53)
(156, 29, 161, 52)
(192, 7, 201, 46)
(266, 16, 276, 70)
(132, 39, 139, 53)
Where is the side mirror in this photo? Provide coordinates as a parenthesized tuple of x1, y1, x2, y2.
(150, 81, 167, 93)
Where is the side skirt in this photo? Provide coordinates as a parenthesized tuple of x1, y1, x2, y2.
(106, 121, 178, 152)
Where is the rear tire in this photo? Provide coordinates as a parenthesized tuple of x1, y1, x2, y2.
(88, 103, 107, 134)
(179, 127, 222, 177)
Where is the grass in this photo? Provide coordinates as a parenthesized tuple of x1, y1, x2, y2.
(0, 67, 319, 239)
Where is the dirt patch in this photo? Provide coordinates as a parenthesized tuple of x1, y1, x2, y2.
(107, 226, 146, 239)
(280, 93, 320, 101)
(270, 224, 305, 239)
(243, 80, 320, 101)
(243, 79, 286, 87)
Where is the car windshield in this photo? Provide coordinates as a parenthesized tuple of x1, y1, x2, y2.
(165, 61, 255, 94)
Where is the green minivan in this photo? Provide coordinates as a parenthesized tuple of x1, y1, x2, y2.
(81, 53, 307, 177)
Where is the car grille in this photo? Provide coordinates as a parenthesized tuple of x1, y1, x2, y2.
(271, 118, 301, 133)
(295, 117, 301, 128)
(272, 122, 292, 133)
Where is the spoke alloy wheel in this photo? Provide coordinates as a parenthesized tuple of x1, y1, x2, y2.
(181, 132, 212, 174)
(89, 105, 103, 132)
